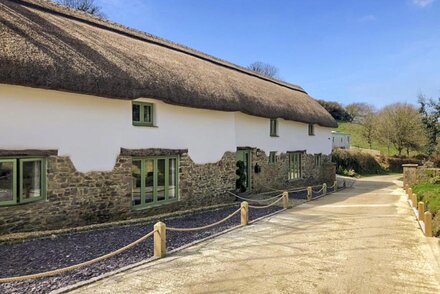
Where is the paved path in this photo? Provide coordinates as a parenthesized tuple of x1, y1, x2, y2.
(70, 175, 440, 294)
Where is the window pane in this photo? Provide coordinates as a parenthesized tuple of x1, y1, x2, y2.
(132, 160, 142, 206)
(0, 161, 14, 203)
(144, 105, 152, 123)
(168, 158, 176, 199)
(157, 159, 166, 201)
(21, 160, 42, 200)
(145, 160, 154, 203)
(132, 104, 140, 122)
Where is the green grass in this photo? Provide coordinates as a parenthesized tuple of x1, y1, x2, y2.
(336, 121, 399, 156)
(411, 181, 440, 237)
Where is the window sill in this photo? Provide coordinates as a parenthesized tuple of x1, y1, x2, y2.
(132, 122, 157, 128)
(132, 198, 178, 210)
(270, 135, 279, 137)
(0, 198, 47, 207)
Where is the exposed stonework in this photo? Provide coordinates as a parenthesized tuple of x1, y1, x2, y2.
(0, 152, 236, 235)
(250, 149, 335, 192)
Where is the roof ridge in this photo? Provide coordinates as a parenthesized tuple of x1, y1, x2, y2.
(12, 0, 307, 94)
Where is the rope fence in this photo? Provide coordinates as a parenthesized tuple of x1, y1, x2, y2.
(0, 179, 347, 284)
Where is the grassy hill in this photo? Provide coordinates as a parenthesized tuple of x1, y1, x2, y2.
(336, 121, 399, 156)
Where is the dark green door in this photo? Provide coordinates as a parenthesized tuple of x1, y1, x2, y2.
(236, 149, 251, 191)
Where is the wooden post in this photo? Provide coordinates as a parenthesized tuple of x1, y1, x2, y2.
(282, 191, 289, 209)
(334, 181, 338, 192)
(241, 201, 249, 226)
(404, 184, 409, 193)
(425, 211, 433, 237)
(418, 202, 425, 222)
(154, 222, 166, 258)
(408, 187, 413, 197)
(323, 183, 327, 195)
(307, 186, 312, 201)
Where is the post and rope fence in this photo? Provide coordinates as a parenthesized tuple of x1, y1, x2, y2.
(0, 180, 345, 284)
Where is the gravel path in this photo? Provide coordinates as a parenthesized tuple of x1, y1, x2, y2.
(0, 203, 281, 294)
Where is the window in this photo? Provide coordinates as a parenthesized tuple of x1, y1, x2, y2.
(0, 158, 46, 206)
(132, 102, 154, 126)
(288, 152, 302, 180)
(270, 119, 278, 137)
(132, 156, 178, 208)
(268, 152, 277, 164)
(308, 124, 315, 136)
(314, 154, 322, 167)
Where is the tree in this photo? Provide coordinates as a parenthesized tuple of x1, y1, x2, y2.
(247, 62, 279, 78)
(346, 102, 375, 123)
(317, 100, 352, 122)
(375, 103, 426, 156)
(57, 0, 105, 17)
(360, 109, 376, 149)
(418, 95, 440, 156)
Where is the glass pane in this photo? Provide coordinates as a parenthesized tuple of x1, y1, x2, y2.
(132, 104, 140, 122)
(144, 105, 152, 123)
(145, 160, 154, 203)
(0, 161, 14, 203)
(21, 160, 41, 200)
(168, 158, 176, 199)
(131, 160, 142, 206)
(157, 159, 166, 201)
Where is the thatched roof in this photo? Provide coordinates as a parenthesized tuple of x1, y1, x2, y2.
(0, 0, 337, 127)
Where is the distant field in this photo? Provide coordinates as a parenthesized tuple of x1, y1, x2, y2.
(336, 121, 399, 156)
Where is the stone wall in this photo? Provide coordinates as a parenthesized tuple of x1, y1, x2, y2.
(403, 164, 440, 186)
(250, 149, 335, 192)
(0, 152, 236, 235)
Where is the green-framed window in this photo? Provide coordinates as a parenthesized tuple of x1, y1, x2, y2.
(0, 158, 46, 206)
(268, 151, 277, 164)
(314, 154, 322, 167)
(308, 123, 315, 136)
(132, 102, 154, 126)
(132, 156, 179, 208)
(270, 119, 278, 137)
(288, 152, 302, 180)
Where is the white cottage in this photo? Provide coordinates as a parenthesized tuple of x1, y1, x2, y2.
(0, 0, 337, 233)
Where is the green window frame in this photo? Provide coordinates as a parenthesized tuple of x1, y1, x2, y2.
(270, 119, 278, 137)
(288, 152, 302, 180)
(131, 156, 179, 208)
(308, 123, 315, 136)
(132, 101, 154, 126)
(268, 151, 277, 164)
(314, 154, 322, 167)
(0, 157, 46, 206)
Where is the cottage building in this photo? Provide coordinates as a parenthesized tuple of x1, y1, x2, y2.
(0, 0, 337, 234)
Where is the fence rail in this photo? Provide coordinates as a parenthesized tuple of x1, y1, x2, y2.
(0, 179, 347, 284)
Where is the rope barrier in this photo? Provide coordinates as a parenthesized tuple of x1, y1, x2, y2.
(312, 186, 324, 193)
(0, 230, 156, 283)
(248, 196, 284, 209)
(167, 208, 241, 232)
(226, 191, 283, 202)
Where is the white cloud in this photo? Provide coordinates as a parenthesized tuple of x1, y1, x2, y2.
(412, 0, 435, 7)
(358, 15, 376, 23)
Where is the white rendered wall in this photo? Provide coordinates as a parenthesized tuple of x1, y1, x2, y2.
(234, 113, 333, 155)
(0, 84, 236, 172)
(0, 84, 333, 172)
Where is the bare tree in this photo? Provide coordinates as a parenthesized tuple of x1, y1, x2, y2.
(247, 62, 279, 78)
(346, 102, 375, 123)
(57, 0, 105, 17)
(375, 103, 426, 156)
(361, 110, 376, 149)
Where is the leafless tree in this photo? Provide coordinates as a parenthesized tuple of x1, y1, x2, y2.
(57, 0, 105, 17)
(247, 62, 279, 78)
(346, 102, 375, 123)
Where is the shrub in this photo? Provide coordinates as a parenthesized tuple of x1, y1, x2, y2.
(384, 157, 422, 173)
(332, 149, 386, 175)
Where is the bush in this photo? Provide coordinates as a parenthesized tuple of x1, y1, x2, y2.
(384, 157, 422, 173)
(332, 149, 386, 175)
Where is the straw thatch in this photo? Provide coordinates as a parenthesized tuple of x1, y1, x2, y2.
(0, 0, 337, 127)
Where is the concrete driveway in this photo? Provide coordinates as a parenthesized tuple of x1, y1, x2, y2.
(69, 175, 440, 294)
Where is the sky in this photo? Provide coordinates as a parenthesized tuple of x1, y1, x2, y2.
(95, 0, 440, 108)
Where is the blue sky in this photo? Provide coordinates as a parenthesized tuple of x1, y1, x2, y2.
(96, 0, 440, 107)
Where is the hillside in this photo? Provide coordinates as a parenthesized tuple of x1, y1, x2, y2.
(336, 121, 399, 156)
